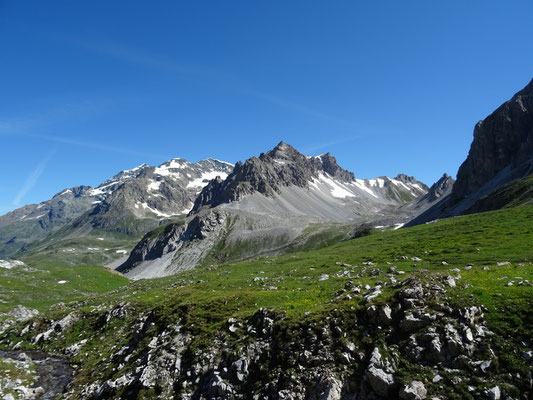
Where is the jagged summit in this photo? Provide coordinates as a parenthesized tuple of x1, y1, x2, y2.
(394, 174, 425, 186)
(190, 142, 427, 218)
(264, 141, 301, 161)
(191, 142, 359, 212)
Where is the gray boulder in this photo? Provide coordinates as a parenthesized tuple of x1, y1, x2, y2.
(399, 381, 427, 400)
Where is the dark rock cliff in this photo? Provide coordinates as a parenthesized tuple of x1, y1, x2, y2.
(408, 78, 533, 226)
(451, 78, 533, 204)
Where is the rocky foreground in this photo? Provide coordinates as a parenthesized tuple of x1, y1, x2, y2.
(1, 270, 531, 399)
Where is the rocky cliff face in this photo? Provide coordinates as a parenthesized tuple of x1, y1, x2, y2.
(451, 78, 533, 205)
(407, 78, 533, 226)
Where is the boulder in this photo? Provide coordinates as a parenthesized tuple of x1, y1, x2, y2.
(485, 386, 501, 400)
(399, 381, 427, 400)
(366, 366, 395, 397)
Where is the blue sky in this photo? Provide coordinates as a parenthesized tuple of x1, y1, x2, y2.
(1, 1, 532, 214)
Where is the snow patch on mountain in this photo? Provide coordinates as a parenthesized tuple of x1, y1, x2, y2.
(353, 180, 379, 198)
(154, 158, 190, 177)
(140, 203, 171, 218)
(209, 159, 234, 167)
(0, 259, 25, 269)
(186, 171, 230, 189)
(310, 173, 356, 199)
(147, 180, 162, 191)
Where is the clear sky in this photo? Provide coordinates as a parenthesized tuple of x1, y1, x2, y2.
(1, 1, 532, 215)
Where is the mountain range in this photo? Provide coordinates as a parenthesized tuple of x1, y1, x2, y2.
(118, 142, 447, 278)
(2, 78, 533, 281)
(0, 158, 233, 264)
(1, 142, 451, 276)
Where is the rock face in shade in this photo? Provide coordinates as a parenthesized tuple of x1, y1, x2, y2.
(450, 78, 533, 205)
(408, 78, 533, 226)
(413, 174, 455, 206)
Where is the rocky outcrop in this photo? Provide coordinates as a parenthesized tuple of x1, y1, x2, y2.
(0, 305, 39, 335)
(117, 209, 231, 277)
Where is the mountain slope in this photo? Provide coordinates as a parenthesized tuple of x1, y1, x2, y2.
(118, 143, 433, 278)
(0, 186, 105, 258)
(464, 173, 533, 214)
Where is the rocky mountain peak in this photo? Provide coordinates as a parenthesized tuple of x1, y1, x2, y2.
(426, 173, 455, 202)
(395, 174, 417, 184)
(52, 185, 93, 199)
(316, 153, 355, 182)
(263, 141, 303, 162)
(191, 143, 359, 213)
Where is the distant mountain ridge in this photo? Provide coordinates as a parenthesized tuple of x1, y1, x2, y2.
(193, 142, 428, 215)
(0, 158, 233, 258)
(2, 141, 450, 275)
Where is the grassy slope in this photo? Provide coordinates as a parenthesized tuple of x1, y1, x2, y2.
(4, 205, 533, 319)
(0, 263, 129, 313)
(19, 228, 140, 268)
(2, 205, 532, 398)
